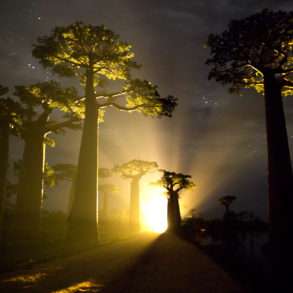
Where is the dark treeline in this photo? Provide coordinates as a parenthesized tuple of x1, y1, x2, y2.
(181, 196, 269, 293)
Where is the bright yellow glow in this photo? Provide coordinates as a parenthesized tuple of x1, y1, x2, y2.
(4, 273, 47, 284)
(52, 280, 102, 293)
(141, 185, 168, 233)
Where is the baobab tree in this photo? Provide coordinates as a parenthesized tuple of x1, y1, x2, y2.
(219, 195, 237, 217)
(115, 160, 158, 232)
(33, 22, 177, 243)
(206, 9, 293, 275)
(13, 81, 81, 238)
(157, 170, 194, 231)
(0, 86, 21, 249)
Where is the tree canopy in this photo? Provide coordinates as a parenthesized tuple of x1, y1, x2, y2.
(13, 81, 81, 140)
(206, 9, 293, 96)
(33, 22, 178, 119)
(219, 195, 237, 210)
(0, 87, 22, 134)
(33, 22, 136, 80)
(158, 170, 195, 195)
(114, 159, 158, 178)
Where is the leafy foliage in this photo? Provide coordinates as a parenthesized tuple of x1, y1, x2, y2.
(0, 86, 22, 134)
(33, 22, 137, 82)
(13, 81, 82, 139)
(33, 22, 177, 119)
(122, 79, 178, 117)
(157, 170, 195, 195)
(44, 163, 76, 189)
(206, 9, 293, 95)
(114, 159, 158, 179)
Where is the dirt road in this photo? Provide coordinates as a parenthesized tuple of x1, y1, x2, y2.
(0, 233, 245, 292)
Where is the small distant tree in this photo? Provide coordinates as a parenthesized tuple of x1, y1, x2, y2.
(33, 22, 178, 243)
(115, 160, 158, 232)
(157, 170, 194, 231)
(13, 81, 81, 237)
(219, 195, 237, 217)
(206, 10, 293, 274)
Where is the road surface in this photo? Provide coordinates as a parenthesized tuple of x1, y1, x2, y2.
(0, 233, 245, 292)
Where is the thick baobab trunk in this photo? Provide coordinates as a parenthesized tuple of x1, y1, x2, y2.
(130, 177, 140, 232)
(0, 120, 9, 250)
(263, 70, 293, 283)
(167, 191, 181, 231)
(68, 68, 98, 244)
(15, 130, 46, 239)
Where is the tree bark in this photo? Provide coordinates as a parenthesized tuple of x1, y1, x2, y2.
(129, 177, 140, 232)
(263, 70, 293, 287)
(0, 120, 9, 251)
(68, 67, 98, 244)
(15, 129, 46, 239)
(167, 191, 181, 231)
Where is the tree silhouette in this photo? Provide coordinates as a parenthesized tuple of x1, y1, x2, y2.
(219, 195, 236, 216)
(115, 160, 158, 232)
(0, 86, 21, 250)
(33, 22, 177, 243)
(13, 81, 81, 237)
(157, 170, 194, 231)
(206, 9, 293, 270)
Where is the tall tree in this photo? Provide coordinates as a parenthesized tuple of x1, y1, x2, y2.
(0, 86, 21, 250)
(14, 81, 81, 238)
(33, 22, 177, 243)
(115, 160, 158, 232)
(206, 9, 293, 278)
(157, 170, 194, 231)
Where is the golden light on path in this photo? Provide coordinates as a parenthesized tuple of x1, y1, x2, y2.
(141, 186, 168, 233)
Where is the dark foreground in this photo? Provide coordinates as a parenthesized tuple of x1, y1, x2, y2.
(0, 233, 245, 292)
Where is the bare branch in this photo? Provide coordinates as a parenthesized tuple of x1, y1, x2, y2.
(46, 117, 80, 133)
(98, 101, 150, 111)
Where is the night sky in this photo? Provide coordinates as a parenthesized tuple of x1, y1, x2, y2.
(1, 0, 292, 219)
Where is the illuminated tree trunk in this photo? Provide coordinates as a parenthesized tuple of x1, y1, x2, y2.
(15, 130, 46, 239)
(0, 120, 9, 251)
(68, 68, 98, 244)
(263, 70, 293, 272)
(130, 177, 140, 232)
(167, 191, 181, 231)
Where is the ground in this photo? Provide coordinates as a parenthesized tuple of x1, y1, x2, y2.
(0, 233, 245, 292)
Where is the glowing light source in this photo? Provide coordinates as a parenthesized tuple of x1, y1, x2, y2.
(141, 186, 168, 233)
